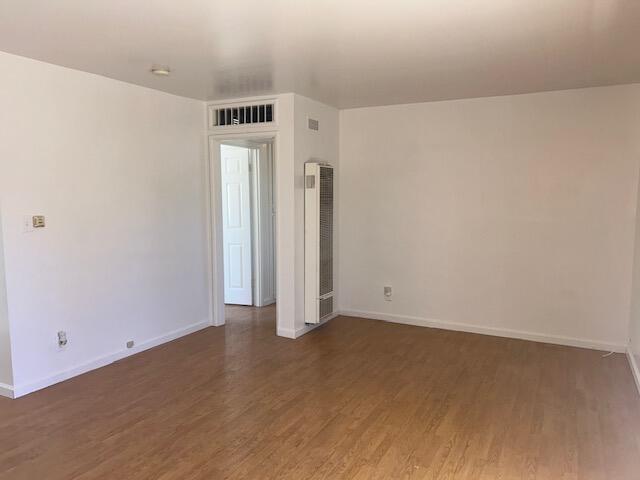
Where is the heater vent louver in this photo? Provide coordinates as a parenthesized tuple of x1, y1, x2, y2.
(210, 102, 274, 127)
(305, 162, 335, 324)
(319, 167, 333, 296)
(319, 296, 333, 320)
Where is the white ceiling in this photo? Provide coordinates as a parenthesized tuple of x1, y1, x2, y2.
(1, 0, 640, 108)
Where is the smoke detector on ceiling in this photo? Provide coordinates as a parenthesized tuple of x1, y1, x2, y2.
(151, 65, 171, 76)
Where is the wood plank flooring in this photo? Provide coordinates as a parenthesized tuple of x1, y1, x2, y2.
(1, 305, 639, 479)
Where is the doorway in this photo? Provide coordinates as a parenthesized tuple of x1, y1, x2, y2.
(219, 140, 276, 310)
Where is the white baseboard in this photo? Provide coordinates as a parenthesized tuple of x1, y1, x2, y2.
(0, 382, 14, 399)
(12, 320, 209, 398)
(276, 326, 296, 339)
(627, 347, 640, 396)
(295, 312, 339, 338)
(114, 321, 209, 360)
(277, 312, 339, 340)
(13, 351, 119, 398)
(255, 298, 276, 308)
(340, 309, 626, 353)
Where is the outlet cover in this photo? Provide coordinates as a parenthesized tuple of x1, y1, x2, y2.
(384, 286, 392, 301)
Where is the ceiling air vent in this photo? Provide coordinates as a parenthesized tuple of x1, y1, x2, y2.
(211, 102, 274, 127)
(308, 117, 319, 131)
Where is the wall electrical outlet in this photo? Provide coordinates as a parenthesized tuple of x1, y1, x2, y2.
(384, 286, 393, 301)
(57, 331, 68, 348)
(126, 340, 135, 349)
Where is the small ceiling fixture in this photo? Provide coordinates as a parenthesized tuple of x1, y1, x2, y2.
(151, 65, 170, 76)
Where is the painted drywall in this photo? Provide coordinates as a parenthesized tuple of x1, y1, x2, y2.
(628, 140, 640, 391)
(292, 94, 339, 336)
(271, 94, 297, 337)
(0, 51, 209, 395)
(339, 84, 640, 349)
(0, 207, 13, 391)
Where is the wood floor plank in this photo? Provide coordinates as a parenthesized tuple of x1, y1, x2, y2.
(1, 305, 639, 479)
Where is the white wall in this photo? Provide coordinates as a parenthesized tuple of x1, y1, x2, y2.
(628, 154, 640, 390)
(291, 94, 339, 336)
(0, 51, 209, 396)
(0, 207, 13, 391)
(339, 84, 640, 350)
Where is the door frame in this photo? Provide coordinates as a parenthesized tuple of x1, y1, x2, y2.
(250, 143, 276, 307)
(207, 132, 279, 328)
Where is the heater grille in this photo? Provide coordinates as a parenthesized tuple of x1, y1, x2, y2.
(319, 166, 333, 296)
(319, 296, 333, 320)
(305, 162, 334, 324)
(211, 103, 274, 127)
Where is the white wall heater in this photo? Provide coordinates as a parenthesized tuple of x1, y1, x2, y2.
(305, 162, 334, 324)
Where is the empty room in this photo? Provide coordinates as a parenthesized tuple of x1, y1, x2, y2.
(1, 1, 640, 479)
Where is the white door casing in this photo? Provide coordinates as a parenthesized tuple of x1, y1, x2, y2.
(251, 143, 276, 307)
(221, 144, 253, 305)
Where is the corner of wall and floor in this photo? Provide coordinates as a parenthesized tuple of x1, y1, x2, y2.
(338, 84, 640, 377)
(0, 51, 211, 398)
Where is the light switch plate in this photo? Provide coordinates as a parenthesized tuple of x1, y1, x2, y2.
(32, 215, 45, 228)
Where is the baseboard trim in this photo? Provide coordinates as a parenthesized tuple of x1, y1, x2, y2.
(295, 312, 339, 338)
(627, 347, 640, 396)
(114, 321, 210, 360)
(0, 382, 14, 399)
(255, 298, 276, 308)
(340, 309, 626, 353)
(276, 326, 296, 339)
(12, 320, 209, 399)
(277, 312, 339, 340)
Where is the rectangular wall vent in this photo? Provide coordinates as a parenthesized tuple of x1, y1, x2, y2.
(211, 102, 274, 127)
(308, 118, 319, 131)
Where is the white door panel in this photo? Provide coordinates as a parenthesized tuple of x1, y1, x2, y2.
(221, 145, 252, 305)
(226, 183, 243, 228)
(228, 244, 244, 288)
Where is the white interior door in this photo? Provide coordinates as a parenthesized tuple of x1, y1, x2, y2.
(221, 145, 252, 305)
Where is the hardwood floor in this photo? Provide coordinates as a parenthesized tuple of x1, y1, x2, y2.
(1, 305, 639, 479)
